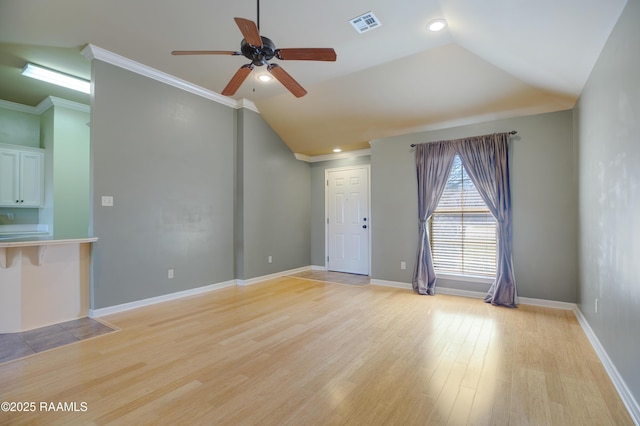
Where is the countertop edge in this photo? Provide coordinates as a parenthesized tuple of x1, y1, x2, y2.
(0, 237, 99, 248)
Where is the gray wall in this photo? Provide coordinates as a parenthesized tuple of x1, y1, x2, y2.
(370, 110, 578, 302)
(575, 0, 640, 407)
(237, 109, 311, 279)
(91, 60, 235, 308)
(90, 60, 311, 306)
(310, 156, 371, 266)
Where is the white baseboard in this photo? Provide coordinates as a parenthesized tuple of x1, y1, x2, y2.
(518, 296, 576, 310)
(311, 265, 327, 271)
(435, 288, 574, 309)
(90, 266, 314, 317)
(369, 279, 577, 311)
(437, 287, 485, 299)
(435, 288, 577, 310)
(574, 309, 640, 425)
(89, 280, 237, 317)
(369, 279, 412, 289)
(236, 266, 311, 286)
(370, 280, 489, 296)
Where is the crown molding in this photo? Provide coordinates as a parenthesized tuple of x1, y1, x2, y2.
(293, 153, 313, 162)
(36, 96, 90, 114)
(81, 44, 255, 112)
(294, 148, 371, 163)
(0, 99, 40, 115)
(0, 97, 89, 115)
(236, 98, 259, 113)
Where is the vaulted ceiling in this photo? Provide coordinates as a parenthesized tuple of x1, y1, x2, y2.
(0, 0, 627, 156)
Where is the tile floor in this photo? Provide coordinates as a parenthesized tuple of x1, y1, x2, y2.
(0, 318, 116, 364)
(287, 270, 370, 286)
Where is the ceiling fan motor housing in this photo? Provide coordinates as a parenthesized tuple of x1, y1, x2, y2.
(241, 36, 276, 66)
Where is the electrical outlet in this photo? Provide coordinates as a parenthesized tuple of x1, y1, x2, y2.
(400, 261, 406, 270)
(101, 196, 114, 207)
(595, 298, 598, 313)
(268, 256, 273, 264)
(168, 269, 174, 279)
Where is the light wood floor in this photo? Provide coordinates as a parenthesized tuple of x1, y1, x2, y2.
(287, 270, 370, 286)
(0, 277, 633, 425)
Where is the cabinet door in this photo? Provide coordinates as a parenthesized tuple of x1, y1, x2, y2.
(19, 151, 44, 207)
(0, 149, 20, 206)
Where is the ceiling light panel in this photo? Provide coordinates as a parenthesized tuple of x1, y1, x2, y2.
(349, 11, 382, 34)
(21, 63, 90, 94)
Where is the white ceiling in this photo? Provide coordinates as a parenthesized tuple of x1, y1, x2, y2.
(0, 0, 627, 156)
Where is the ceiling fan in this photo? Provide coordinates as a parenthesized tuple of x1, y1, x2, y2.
(171, 1, 337, 98)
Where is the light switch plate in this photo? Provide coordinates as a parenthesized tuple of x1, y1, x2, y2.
(101, 196, 114, 207)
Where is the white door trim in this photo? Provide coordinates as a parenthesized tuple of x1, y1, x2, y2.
(324, 165, 371, 275)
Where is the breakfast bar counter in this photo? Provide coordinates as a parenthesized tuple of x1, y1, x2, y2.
(0, 236, 98, 333)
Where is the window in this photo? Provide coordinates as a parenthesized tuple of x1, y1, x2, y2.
(429, 155, 497, 278)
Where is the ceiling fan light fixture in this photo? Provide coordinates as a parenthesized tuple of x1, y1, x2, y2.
(21, 63, 90, 94)
(172, 1, 336, 98)
(428, 18, 448, 32)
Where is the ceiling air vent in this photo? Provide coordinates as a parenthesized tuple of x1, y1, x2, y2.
(349, 11, 381, 34)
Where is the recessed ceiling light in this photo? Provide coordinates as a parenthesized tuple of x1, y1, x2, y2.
(257, 74, 273, 82)
(428, 18, 448, 32)
(333, 148, 342, 153)
(21, 63, 90, 94)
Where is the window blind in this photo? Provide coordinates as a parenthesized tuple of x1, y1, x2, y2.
(430, 155, 497, 278)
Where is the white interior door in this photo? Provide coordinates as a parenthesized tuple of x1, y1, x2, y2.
(326, 166, 370, 275)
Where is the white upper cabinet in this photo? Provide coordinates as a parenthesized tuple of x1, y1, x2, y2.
(0, 149, 19, 206)
(0, 145, 45, 208)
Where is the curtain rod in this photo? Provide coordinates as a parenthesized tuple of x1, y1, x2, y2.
(410, 130, 517, 148)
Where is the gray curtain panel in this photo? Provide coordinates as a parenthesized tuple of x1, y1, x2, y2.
(413, 133, 517, 307)
(456, 133, 517, 307)
(412, 142, 456, 295)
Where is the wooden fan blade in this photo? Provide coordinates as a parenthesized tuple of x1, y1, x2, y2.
(275, 48, 337, 61)
(171, 50, 240, 55)
(221, 64, 253, 96)
(234, 17, 262, 47)
(268, 64, 307, 98)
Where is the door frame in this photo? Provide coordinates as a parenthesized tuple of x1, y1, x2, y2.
(324, 165, 371, 275)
